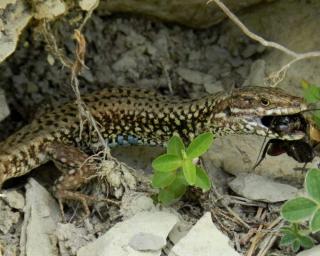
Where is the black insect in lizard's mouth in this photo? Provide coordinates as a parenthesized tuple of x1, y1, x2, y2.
(261, 113, 307, 139)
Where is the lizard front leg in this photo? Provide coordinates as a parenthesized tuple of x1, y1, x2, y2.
(45, 142, 119, 220)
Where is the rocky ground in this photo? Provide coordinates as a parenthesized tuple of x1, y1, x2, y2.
(1, 0, 320, 255)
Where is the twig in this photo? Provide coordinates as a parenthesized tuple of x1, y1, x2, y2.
(208, 0, 320, 87)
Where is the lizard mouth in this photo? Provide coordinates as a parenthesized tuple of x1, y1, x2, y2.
(260, 113, 307, 140)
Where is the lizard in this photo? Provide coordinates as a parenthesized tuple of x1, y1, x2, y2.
(0, 86, 308, 214)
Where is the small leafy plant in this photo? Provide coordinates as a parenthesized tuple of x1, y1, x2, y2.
(280, 168, 320, 252)
(151, 132, 214, 205)
(302, 80, 320, 126)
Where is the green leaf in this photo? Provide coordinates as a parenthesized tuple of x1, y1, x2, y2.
(292, 239, 301, 252)
(195, 166, 211, 191)
(306, 169, 320, 202)
(310, 208, 320, 232)
(279, 233, 296, 246)
(152, 154, 182, 172)
(313, 114, 320, 128)
(281, 197, 317, 222)
(152, 171, 176, 188)
(302, 82, 320, 103)
(167, 135, 185, 158)
(158, 178, 187, 205)
(299, 235, 314, 249)
(186, 132, 214, 159)
(182, 159, 196, 185)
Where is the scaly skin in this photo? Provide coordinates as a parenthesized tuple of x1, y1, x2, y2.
(0, 86, 307, 188)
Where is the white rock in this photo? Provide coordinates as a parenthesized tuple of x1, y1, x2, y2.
(79, 0, 99, 11)
(33, 0, 66, 19)
(229, 174, 298, 202)
(0, 1, 32, 63)
(169, 212, 240, 256)
(20, 179, 61, 256)
(2, 189, 25, 210)
(297, 245, 320, 256)
(77, 211, 179, 256)
(129, 232, 165, 251)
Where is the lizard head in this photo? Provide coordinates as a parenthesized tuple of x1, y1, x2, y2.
(211, 86, 308, 140)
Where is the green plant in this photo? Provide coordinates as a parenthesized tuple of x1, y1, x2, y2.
(151, 132, 213, 205)
(302, 80, 320, 126)
(280, 169, 320, 252)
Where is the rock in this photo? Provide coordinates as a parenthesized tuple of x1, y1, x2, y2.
(129, 232, 165, 251)
(120, 192, 156, 218)
(0, 0, 32, 63)
(77, 211, 179, 256)
(32, 0, 66, 19)
(169, 212, 240, 256)
(204, 80, 224, 94)
(20, 179, 61, 256)
(168, 219, 192, 244)
(204, 135, 317, 182)
(100, 0, 267, 28)
(2, 190, 25, 210)
(0, 200, 20, 234)
(79, 0, 99, 11)
(242, 59, 266, 86)
(228, 174, 298, 202)
(297, 245, 320, 256)
(55, 223, 92, 255)
(222, 0, 320, 93)
(0, 89, 10, 122)
(177, 68, 214, 85)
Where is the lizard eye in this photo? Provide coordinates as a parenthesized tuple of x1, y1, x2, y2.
(260, 98, 270, 106)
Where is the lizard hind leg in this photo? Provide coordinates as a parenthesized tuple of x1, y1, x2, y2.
(46, 142, 114, 221)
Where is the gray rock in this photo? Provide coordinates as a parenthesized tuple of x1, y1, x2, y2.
(169, 212, 240, 256)
(0, 200, 20, 234)
(2, 190, 25, 210)
(229, 174, 298, 202)
(204, 135, 315, 182)
(297, 245, 320, 256)
(242, 59, 266, 86)
(129, 232, 165, 251)
(177, 67, 214, 85)
(99, 0, 266, 28)
(77, 211, 179, 256)
(204, 80, 223, 94)
(20, 179, 61, 256)
(120, 192, 156, 218)
(0, 89, 10, 122)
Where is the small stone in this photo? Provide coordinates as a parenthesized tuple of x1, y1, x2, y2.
(0, 200, 20, 234)
(242, 59, 266, 86)
(129, 232, 165, 251)
(0, 89, 10, 122)
(2, 190, 25, 210)
(229, 174, 298, 202)
(241, 44, 258, 58)
(204, 80, 223, 94)
(21, 179, 61, 256)
(121, 192, 155, 218)
(169, 212, 240, 256)
(112, 53, 137, 72)
(79, 0, 99, 11)
(297, 245, 320, 256)
(77, 211, 179, 256)
(176, 68, 214, 85)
